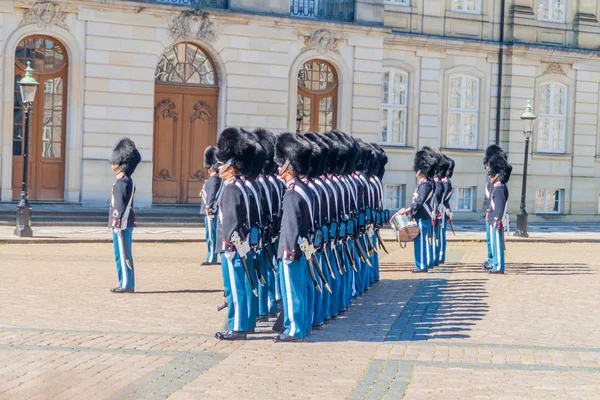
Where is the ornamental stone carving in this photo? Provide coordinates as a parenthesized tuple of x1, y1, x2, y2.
(543, 63, 566, 76)
(168, 10, 217, 43)
(21, 2, 68, 30)
(303, 30, 342, 54)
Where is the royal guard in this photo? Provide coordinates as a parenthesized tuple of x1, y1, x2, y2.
(274, 132, 314, 342)
(108, 138, 141, 294)
(482, 145, 507, 270)
(214, 128, 258, 341)
(201, 146, 222, 266)
(396, 149, 436, 273)
(438, 155, 454, 264)
(486, 154, 512, 274)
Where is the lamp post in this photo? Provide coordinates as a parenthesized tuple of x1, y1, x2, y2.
(14, 61, 39, 238)
(296, 109, 303, 134)
(514, 100, 537, 238)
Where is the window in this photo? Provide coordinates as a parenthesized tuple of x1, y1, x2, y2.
(385, 184, 404, 210)
(451, 0, 480, 13)
(380, 70, 408, 145)
(297, 60, 338, 133)
(450, 187, 475, 212)
(535, 189, 562, 214)
(385, 0, 410, 5)
(538, 0, 566, 22)
(447, 75, 479, 149)
(537, 83, 567, 153)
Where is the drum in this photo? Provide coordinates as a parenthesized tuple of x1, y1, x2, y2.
(390, 213, 420, 244)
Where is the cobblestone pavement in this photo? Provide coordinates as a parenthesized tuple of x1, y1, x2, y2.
(0, 241, 598, 399)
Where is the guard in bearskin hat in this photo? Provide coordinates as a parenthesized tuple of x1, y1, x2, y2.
(396, 148, 436, 272)
(201, 146, 222, 266)
(486, 154, 512, 274)
(108, 138, 141, 293)
(483, 144, 507, 269)
(274, 132, 314, 342)
(214, 128, 259, 341)
(438, 154, 455, 264)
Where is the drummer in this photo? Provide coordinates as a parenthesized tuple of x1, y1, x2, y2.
(395, 149, 436, 273)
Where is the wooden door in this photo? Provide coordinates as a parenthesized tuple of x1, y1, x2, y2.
(153, 85, 218, 203)
(12, 36, 67, 201)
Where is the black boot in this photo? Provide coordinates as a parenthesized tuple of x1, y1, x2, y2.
(111, 287, 134, 293)
(215, 330, 247, 341)
(488, 269, 504, 275)
(273, 333, 304, 343)
(411, 268, 428, 273)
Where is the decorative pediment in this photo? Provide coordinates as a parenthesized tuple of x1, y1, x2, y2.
(303, 30, 342, 54)
(543, 63, 566, 76)
(21, 2, 68, 30)
(168, 10, 217, 43)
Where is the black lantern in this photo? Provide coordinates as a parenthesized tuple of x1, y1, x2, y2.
(514, 100, 537, 238)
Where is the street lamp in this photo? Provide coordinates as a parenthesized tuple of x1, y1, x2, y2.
(296, 109, 303, 134)
(14, 61, 39, 238)
(514, 100, 537, 238)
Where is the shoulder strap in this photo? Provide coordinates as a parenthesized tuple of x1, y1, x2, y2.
(293, 185, 314, 232)
(234, 180, 251, 228)
(258, 176, 273, 217)
(244, 181, 262, 225)
(315, 180, 330, 222)
(122, 180, 135, 224)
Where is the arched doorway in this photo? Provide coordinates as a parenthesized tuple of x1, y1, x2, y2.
(12, 36, 68, 200)
(296, 59, 338, 133)
(153, 42, 219, 204)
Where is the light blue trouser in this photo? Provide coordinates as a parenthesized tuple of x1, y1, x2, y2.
(372, 234, 380, 282)
(257, 249, 271, 317)
(433, 219, 442, 265)
(346, 241, 355, 306)
(112, 227, 135, 289)
(414, 219, 432, 271)
(305, 259, 315, 333)
(319, 250, 332, 320)
(313, 252, 326, 326)
(486, 220, 493, 264)
(439, 223, 447, 264)
(279, 256, 308, 339)
(335, 243, 347, 311)
(489, 225, 505, 272)
(352, 241, 362, 297)
(326, 245, 341, 317)
(265, 245, 279, 314)
(204, 215, 218, 263)
(221, 251, 251, 332)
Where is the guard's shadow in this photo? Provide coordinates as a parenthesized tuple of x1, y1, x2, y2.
(450, 262, 592, 276)
(135, 289, 222, 294)
(312, 274, 489, 343)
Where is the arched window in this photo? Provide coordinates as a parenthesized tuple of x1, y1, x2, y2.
(447, 74, 479, 149)
(296, 60, 338, 133)
(380, 69, 408, 145)
(12, 36, 68, 201)
(155, 42, 216, 86)
(537, 82, 567, 153)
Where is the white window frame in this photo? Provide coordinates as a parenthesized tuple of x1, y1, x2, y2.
(450, 187, 475, 212)
(535, 189, 563, 214)
(385, 0, 410, 5)
(446, 75, 480, 150)
(537, 82, 567, 153)
(537, 0, 566, 23)
(380, 69, 408, 146)
(451, 0, 481, 14)
(384, 184, 404, 210)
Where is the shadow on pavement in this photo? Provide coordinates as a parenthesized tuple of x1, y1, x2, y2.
(448, 262, 592, 276)
(135, 289, 223, 294)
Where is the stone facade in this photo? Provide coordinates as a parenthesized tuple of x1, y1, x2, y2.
(0, 0, 599, 221)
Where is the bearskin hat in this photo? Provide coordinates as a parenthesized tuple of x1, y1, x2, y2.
(275, 132, 312, 176)
(216, 127, 258, 176)
(483, 144, 506, 166)
(367, 145, 381, 177)
(436, 154, 451, 178)
(487, 154, 512, 184)
(109, 138, 141, 177)
(446, 156, 456, 178)
(319, 133, 340, 175)
(325, 131, 347, 175)
(305, 132, 329, 177)
(243, 130, 267, 180)
(253, 128, 276, 176)
(203, 146, 218, 170)
(413, 148, 436, 178)
(371, 143, 388, 179)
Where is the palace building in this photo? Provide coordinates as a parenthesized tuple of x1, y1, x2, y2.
(1, 0, 600, 221)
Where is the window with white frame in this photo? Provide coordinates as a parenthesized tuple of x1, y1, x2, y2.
(447, 75, 479, 149)
(537, 82, 567, 153)
(535, 189, 563, 213)
(385, 184, 405, 210)
(385, 0, 410, 5)
(451, 0, 481, 13)
(538, 0, 566, 22)
(450, 187, 475, 212)
(381, 70, 408, 145)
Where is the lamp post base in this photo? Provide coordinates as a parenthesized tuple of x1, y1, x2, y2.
(514, 211, 528, 238)
(14, 202, 33, 238)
